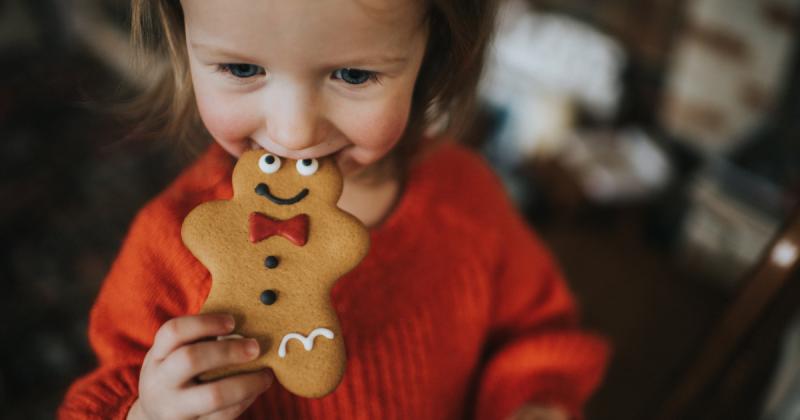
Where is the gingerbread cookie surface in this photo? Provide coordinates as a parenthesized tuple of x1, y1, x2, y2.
(181, 150, 369, 398)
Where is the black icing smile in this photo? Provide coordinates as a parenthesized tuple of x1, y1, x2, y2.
(255, 183, 309, 205)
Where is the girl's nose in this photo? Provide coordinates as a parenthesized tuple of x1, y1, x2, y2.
(264, 84, 322, 152)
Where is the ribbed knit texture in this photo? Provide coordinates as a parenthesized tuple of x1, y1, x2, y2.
(59, 143, 609, 420)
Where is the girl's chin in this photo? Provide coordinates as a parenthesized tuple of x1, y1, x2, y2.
(337, 148, 400, 184)
(335, 148, 369, 178)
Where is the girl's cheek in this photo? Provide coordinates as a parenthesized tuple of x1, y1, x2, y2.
(370, 114, 408, 154)
(344, 101, 410, 159)
(195, 92, 255, 156)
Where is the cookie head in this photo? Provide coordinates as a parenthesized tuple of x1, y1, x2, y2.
(232, 150, 343, 211)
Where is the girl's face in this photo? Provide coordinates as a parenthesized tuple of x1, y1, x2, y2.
(181, 0, 429, 176)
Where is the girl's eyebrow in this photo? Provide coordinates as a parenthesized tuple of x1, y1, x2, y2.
(191, 41, 409, 68)
(328, 55, 410, 68)
(330, 50, 411, 65)
(189, 42, 262, 63)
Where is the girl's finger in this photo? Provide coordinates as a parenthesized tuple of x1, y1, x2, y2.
(181, 370, 273, 417)
(162, 338, 261, 384)
(149, 314, 235, 361)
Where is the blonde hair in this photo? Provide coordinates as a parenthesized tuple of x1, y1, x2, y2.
(128, 0, 498, 162)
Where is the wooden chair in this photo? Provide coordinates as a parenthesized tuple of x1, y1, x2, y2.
(656, 206, 800, 419)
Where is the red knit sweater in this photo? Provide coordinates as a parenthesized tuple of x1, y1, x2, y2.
(59, 143, 609, 420)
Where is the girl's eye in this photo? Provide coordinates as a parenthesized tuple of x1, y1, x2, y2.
(296, 158, 319, 176)
(332, 68, 376, 85)
(220, 63, 265, 78)
(258, 154, 282, 174)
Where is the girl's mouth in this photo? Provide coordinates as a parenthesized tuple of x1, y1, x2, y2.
(247, 137, 348, 161)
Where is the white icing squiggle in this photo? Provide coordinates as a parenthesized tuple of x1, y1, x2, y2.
(278, 328, 335, 358)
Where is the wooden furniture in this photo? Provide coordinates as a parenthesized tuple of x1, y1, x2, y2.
(656, 207, 800, 420)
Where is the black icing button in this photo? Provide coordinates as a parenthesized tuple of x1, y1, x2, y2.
(264, 255, 279, 269)
(260, 290, 278, 305)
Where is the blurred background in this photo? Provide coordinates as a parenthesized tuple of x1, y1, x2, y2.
(1, 0, 799, 419)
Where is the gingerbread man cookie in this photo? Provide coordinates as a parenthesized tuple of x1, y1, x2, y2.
(181, 150, 369, 398)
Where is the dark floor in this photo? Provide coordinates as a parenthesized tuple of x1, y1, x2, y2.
(2, 47, 734, 419)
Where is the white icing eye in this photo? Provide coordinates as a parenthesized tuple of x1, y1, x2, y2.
(296, 158, 319, 176)
(258, 154, 281, 174)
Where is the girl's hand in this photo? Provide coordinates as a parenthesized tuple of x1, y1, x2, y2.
(507, 404, 570, 420)
(127, 314, 274, 420)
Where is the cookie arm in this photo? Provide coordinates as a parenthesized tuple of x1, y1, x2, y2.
(339, 211, 371, 265)
(59, 201, 206, 419)
(474, 206, 610, 420)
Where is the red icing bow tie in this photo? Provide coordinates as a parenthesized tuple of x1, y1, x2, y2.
(249, 213, 309, 246)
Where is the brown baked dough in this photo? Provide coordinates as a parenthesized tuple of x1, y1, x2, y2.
(181, 150, 369, 398)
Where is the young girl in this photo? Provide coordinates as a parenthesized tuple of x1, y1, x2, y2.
(59, 0, 609, 419)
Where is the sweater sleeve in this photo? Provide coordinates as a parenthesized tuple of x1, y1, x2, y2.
(474, 194, 610, 420)
(58, 198, 209, 419)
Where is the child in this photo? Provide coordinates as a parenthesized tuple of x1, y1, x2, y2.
(59, 0, 609, 419)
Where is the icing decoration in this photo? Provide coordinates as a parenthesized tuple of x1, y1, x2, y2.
(296, 158, 319, 176)
(258, 154, 281, 174)
(278, 328, 335, 358)
(260, 290, 278, 305)
(264, 255, 279, 269)
(248, 213, 309, 246)
(255, 182, 309, 205)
